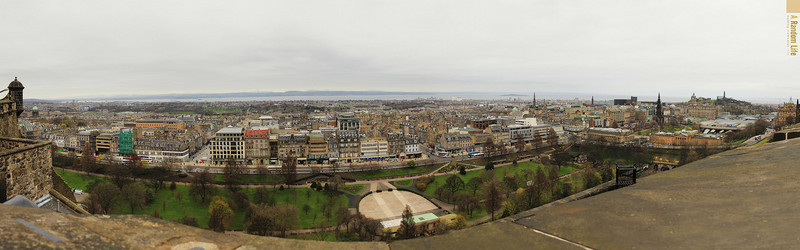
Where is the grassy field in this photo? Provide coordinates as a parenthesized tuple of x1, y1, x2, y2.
(203, 107, 242, 114)
(667, 125, 694, 132)
(422, 161, 578, 200)
(353, 164, 441, 180)
(213, 174, 284, 184)
(341, 184, 365, 195)
(54, 168, 109, 191)
(393, 179, 412, 187)
(731, 138, 748, 145)
(56, 169, 347, 231)
(464, 208, 488, 221)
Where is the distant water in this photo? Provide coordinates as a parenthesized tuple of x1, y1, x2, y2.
(86, 93, 786, 104)
(108, 94, 535, 102)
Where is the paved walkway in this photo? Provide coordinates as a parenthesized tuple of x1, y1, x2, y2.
(358, 190, 439, 221)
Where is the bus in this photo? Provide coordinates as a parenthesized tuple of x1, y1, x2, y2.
(469, 152, 484, 158)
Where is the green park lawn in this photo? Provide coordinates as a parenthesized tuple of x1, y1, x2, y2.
(354, 164, 441, 180)
(422, 161, 578, 200)
(341, 184, 365, 195)
(203, 107, 242, 114)
(731, 138, 748, 145)
(668, 125, 695, 132)
(56, 169, 347, 231)
(393, 179, 412, 187)
(213, 174, 284, 184)
(464, 208, 488, 221)
(54, 168, 108, 191)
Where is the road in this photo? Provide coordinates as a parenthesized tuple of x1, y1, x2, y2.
(741, 129, 774, 146)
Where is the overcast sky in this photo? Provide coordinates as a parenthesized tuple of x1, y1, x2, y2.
(1, 1, 797, 102)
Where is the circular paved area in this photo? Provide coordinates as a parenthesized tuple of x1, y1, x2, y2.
(359, 190, 438, 221)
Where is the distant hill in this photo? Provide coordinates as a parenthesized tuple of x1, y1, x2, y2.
(48, 90, 441, 102)
(715, 97, 775, 115)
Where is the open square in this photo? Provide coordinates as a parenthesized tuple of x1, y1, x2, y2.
(358, 190, 438, 221)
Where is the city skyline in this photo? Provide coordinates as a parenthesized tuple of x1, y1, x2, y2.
(2, 1, 798, 100)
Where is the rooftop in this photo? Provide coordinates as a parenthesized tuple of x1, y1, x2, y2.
(215, 126, 244, 135)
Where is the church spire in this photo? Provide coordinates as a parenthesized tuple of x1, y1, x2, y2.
(656, 92, 664, 126)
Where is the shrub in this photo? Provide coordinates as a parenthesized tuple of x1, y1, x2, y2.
(232, 190, 250, 210)
(181, 216, 199, 227)
(416, 182, 428, 191)
(418, 175, 435, 185)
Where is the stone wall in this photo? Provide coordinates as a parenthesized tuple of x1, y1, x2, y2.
(0, 100, 20, 138)
(0, 137, 53, 201)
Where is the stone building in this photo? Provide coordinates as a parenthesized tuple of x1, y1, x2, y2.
(337, 130, 361, 163)
(360, 138, 389, 161)
(468, 118, 497, 130)
(210, 127, 245, 165)
(336, 112, 360, 131)
(649, 130, 723, 147)
(582, 127, 635, 144)
(306, 131, 327, 164)
(244, 128, 270, 165)
(386, 132, 405, 158)
(686, 104, 720, 120)
(437, 133, 473, 154)
(776, 100, 799, 127)
(276, 133, 307, 164)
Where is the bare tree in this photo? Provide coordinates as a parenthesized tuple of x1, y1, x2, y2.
(127, 152, 143, 180)
(223, 156, 244, 191)
(281, 156, 297, 186)
(122, 182, 147, 214)
(87, 182, 119, 214)
(466, 177, 483, 196)
(444, 174, 465, 195)
(81, 142, 97, 173)
(189, 169, 215, 203)
(484, 181, 502, 221)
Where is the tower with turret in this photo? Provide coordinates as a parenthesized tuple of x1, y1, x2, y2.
(1, 77, 25, 137)
(8, 77, 24, 116)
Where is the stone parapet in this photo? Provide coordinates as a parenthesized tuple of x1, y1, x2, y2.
(0, 137, 53, 201)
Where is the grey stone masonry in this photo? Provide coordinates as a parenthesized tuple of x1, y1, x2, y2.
(0, 137, 53, 201)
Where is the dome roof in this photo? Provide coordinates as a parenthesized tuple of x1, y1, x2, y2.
(32, 106, 38, 110)
(8, 77, 24, 89)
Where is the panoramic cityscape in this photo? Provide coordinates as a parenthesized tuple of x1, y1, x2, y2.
(2, 1, 800, 249)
